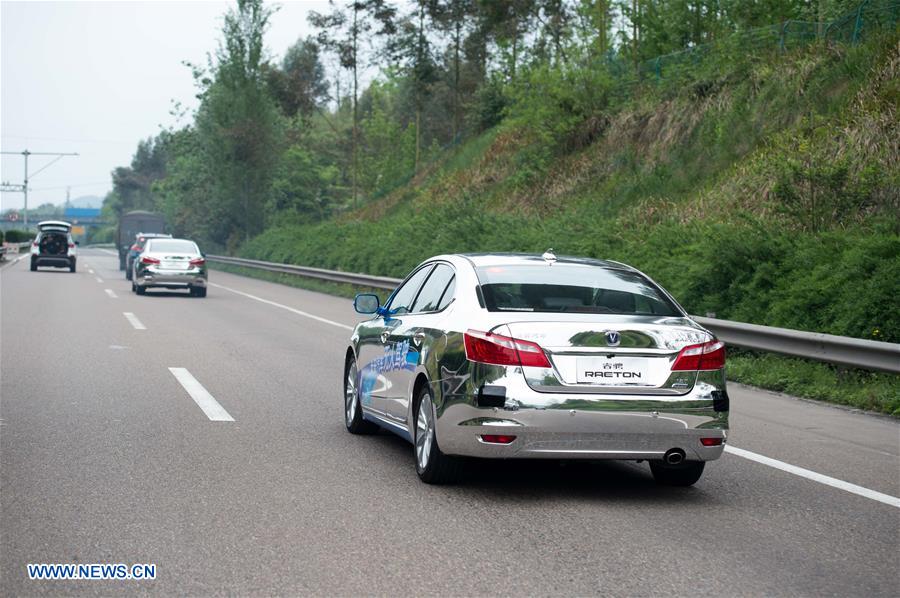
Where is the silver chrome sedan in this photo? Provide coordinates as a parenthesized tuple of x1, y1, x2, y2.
(345, 253, 729, 485)
(132, 238, 208, 297)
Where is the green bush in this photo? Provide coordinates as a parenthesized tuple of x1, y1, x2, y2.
(4, 229, 33, 243)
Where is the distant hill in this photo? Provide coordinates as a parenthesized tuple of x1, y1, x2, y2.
(68, 195, 103, 209)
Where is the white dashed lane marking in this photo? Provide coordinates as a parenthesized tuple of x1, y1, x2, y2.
(169, 368, 234, 422)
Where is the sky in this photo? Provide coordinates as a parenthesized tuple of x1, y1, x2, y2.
(1, 0, 330, 211)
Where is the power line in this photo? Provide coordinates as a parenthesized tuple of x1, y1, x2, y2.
(0, 150, 79, 229)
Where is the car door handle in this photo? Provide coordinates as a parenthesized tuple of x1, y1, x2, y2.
(380, 331, 390, 344)
(412, 332, 426, 347)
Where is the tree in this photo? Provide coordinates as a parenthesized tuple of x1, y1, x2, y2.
(193, 0, 283, 248)
(429, 0, 475, 139)
(266, 37, 330, 119)
(309, 1, 397, 208)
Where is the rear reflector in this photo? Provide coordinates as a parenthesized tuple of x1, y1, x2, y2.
(672, 340, 726, 371)
(464, 329, 551, 368)
(481, 435, 517, 444)
(700, 437, 723, 446)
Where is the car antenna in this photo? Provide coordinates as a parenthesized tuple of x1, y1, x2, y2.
(542, 249, 557, 264)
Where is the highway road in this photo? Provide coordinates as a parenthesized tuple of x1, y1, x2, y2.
(2, 248, 898, 596)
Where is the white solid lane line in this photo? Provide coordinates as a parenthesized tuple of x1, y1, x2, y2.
(208, 282, 353, 331)
(123, 312, 146, 330)
(104, 289, 118, 298)
(169, 367, 234, 422)
(725, 445, 900, 508)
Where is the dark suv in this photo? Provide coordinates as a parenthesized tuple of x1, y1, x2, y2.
(30, 221, 77, 272)
(125, 233, 172, 280)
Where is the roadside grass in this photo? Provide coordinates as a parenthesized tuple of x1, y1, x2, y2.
(727, 350, 900, 416)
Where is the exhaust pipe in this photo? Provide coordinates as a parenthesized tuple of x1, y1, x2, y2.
(663, 448, 686, 466)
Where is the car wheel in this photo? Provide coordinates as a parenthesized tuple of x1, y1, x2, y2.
(414, 386, 461, 484)
(344, 356, 377, 434)
(649, 460, 705, 487)
(30, 259, 37, 272)
(126, 268, 132, 281)
(136, 285, 146, 296)
(69, 261, 76, 273)
(191, 287, 207, 298)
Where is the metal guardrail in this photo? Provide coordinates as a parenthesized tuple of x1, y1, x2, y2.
(208, 255, 900, 374)
(694, 317, 900, 374)
(0, 241, 32, 260)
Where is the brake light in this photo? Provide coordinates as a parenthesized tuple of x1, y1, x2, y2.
(700, 437, 723, 446)
(68, 243, 75, 248)
(671, 340, 726, 371)
(464, 329, 551, 368)
(131, 244, 142, 251)
(189, 257, 205, 267)
(481, 434, 517, 444)
(141, 256, 160, 265)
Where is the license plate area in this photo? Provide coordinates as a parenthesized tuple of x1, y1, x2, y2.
(575, 356, 652, 385)
(162, 260, 189, 270)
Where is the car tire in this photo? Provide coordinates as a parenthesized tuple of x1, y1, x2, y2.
(649, 460, 705, 487)
(344, 356, 377, 435)
(414, 386, 462, 484)
(136, 285, 146, 296)
(131, 280, 136, 293)
(69, 261, 76, 273)
(119, 255, 125, 271)
(126, 266, 132, 281)
(30, 259, 37, 272)
(191, 287, 207, 298)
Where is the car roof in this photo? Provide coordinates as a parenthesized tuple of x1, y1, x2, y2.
(135, 232, 171, 239)
(454, 252, 633, 271)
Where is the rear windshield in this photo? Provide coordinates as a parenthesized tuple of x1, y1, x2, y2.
(146, 240, 198, 254)
(476, 264, 681, 316)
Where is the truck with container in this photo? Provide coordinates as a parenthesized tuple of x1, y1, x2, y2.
(116, 210, 166, 270)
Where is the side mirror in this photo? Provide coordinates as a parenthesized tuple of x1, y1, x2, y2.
(75, 241, 80, 245)
(354, 293, 380, 314)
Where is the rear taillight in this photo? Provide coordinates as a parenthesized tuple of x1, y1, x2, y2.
(131, 244, 142, 251)
(464, 329, 551, 368)
(481, 434, 517, 444)
(141, 256, 160, 265)
(68, 243, 75, 248)
(32, 241, 38, 247)
(189, 257, 205, 267)
(700, 437, 723, 447)
(671, 340, 726, 371)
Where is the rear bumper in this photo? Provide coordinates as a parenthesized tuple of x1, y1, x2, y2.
(33, 255, 74, 267)
(435, 374, 728, 462)
(136, 268, 206, 289)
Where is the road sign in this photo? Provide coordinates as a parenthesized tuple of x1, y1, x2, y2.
(7, 212, 19, 222)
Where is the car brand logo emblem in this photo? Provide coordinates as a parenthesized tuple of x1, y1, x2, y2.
(606, 331, 620, 346)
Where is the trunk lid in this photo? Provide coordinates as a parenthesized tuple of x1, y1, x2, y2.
(502, 316, 714, 394)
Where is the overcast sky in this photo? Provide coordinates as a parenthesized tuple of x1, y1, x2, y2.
(1, 0, 330, 211)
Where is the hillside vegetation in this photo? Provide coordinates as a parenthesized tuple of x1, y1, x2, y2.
(100, 0, 897, 346)
(242, 32, 899, 345)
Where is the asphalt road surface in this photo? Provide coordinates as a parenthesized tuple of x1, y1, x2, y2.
(2, 249, 898, 596)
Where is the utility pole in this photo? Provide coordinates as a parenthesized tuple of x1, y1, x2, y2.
(1, 149, 78, 229)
